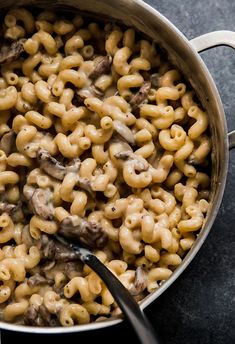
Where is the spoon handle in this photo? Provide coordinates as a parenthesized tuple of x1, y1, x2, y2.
(54, 235, 162, 344)
(83, 252, 162, 344)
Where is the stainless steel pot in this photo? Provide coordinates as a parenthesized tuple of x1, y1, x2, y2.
(0, 0, 234, 334)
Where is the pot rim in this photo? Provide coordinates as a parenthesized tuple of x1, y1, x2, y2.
(0, 0, 229, 334)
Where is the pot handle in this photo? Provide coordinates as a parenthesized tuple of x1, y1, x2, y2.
(190, 30, 235, 150)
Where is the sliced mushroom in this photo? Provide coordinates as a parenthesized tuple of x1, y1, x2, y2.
(0, 201, 16, 214)
(129, 81, 151, 113)
(89, 55, 112, 80)
(37, 149, 67, 180)
(21, 225, 36, 249)
(41, 261, 82, 288)
(77, 85, 103, 102)
(60, 215, 108, 249)
(38, 234, 80, 262)
(24, 305, 43, 326)
(113, 120, 135, 146)
(114, 150, 149, 172)
(129, 267, 148, 296)
(38, 234, 56, 261)
(37, 149, 81, 181)
(27, 273, 53, 287)
(0, 201, 24, 222)
(150, 73, 160, 88)
(114, 150, 133, 161)
(30, 188, 54, 220)
(54, 242, 81, 261)
(37, 150, 93, 196)
(64, 261, 83, 279)
(66, 158, 81, 174)
(76, 175, 94, 196)
(11, 204, 25, 222)
(0, 39, 25, 64)
(0, 130, 15, 155)
(40, 260, 56, 272)
(24, 304, 58, 327)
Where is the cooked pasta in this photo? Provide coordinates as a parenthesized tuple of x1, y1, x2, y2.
(0, 7, 211, 327)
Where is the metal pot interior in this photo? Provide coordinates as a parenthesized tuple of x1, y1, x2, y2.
(0, 0, 229, 333)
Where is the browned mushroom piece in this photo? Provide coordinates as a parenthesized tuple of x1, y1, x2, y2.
(24, 305, 43, 326)
(76, 85, 103, 102)
(27, 273, 53, 287)
(129, 81, 151, 112)
(37, 149, 67, 180)
(54, 242, 81, 261)
(0, 202, 16, 214)
(89, 55, 112, 80)
(114, 150, 133, 161)
(24, 304, 58, 327)
(66, 158, 81, 174)
(60, 215, 108, 249)
(0, 201, 24, 222)
(38, 234, 56, 261)
(0, 130, 15, 155)
(21, 225, 35, 249)
(37, 149, 81, 181)
(76, 175, 95, 197)
(150, 73, 160, 88)
(40, 260, 56, 272)
(114, 151, 149, 172)
(129, 266, 148, 296)
(112, 120, 135, 146)
(38, 234, 80, 262)
(63, 261, 83, 279)
(30, 188, 54, 220)
(42, 260, 84, 281)
(0, 39, 25, 64)
(10, 204, 25, 223)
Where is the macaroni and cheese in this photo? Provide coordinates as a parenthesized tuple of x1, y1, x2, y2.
(0, 8, 211, 327)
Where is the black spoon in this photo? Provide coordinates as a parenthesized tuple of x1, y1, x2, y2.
(54, 234, 162, 344)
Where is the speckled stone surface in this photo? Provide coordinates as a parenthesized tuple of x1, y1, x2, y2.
(2, 1, 235, 343)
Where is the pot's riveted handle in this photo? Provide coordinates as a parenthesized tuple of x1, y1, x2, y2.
(190, 30, 235, 51)
(190, 30, 235, 150)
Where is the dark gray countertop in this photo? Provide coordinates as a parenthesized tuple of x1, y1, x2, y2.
(2, 0, 235, 343)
